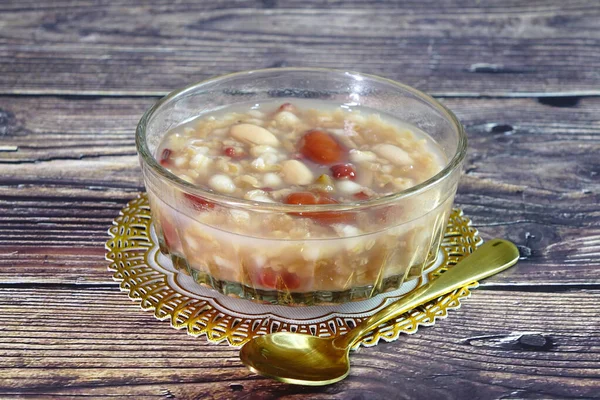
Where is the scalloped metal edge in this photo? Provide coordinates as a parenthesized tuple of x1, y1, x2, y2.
(105, 194, 482, 348)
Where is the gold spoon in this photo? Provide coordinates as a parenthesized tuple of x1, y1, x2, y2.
(240, 238, 519, 386)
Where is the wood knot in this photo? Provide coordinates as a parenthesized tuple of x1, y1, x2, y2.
(517, 245, 532, 259)
(464, 332, 553, 351)
(518, 334, 550, 349)
(0, 108, 18, 136)
(469, 63, 505, 73)
(269, 60, 288, 68)
(489, 124, 514, 134)
(160, 388, 175, 399)
(538, 96, 580, 108)
(230, 384, 244, 392)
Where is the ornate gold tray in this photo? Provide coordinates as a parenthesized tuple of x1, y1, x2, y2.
(105, 194, 481, 348)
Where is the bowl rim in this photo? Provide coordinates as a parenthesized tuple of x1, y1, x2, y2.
(136, 67, 467, 212)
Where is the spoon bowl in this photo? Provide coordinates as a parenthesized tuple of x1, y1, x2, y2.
(240, 333, 350, 385)
(239, 239, 520, 386)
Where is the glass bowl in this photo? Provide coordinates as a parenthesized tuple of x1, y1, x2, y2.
(136, 68, 467, 305)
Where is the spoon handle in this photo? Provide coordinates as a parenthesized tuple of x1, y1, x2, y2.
(336, 239, 520, 349)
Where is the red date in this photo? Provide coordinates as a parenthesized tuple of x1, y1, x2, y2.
(258, 267, 301, 290)
(285, 192, 353, 224)
(184, 193, 215, 211)
(298, 130, 345, 165)
(159, 217, 178, 249)
(353, 191, 371, 201)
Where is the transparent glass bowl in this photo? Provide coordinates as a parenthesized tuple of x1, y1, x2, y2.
(136, 68, 467, 305)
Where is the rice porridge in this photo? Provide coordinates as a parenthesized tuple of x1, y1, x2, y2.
(147, 100, 452, 301)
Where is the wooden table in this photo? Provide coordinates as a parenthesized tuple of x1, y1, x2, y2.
(1, 1, 599, 398)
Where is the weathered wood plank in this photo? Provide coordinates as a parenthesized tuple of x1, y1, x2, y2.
(0, 95, 598, 285)
(0, 287, 598, 399)
(2, 0, 595, 11)
(1, 1, 598, 399)
(0, 1, 599, 95)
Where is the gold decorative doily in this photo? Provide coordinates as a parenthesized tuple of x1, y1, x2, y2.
(105, 194, 481, 348)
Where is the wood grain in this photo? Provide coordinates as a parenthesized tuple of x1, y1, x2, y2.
(2, 2, 600, 397)
(1, 1, 599, 96)
(1, 95, 598, 286)
(0, 287, 598, 399)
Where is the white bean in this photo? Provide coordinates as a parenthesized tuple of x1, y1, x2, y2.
(248, 110, 265, 118)
(189, 153, 211, 169)
(281, 160, 314, 185)
(211, 128, 228, 136)
(301, 245, 321, 261)
(230, 124, 279, 146)
(173, 156, 188, 168)
(229, 209, 251, 224)
(250, 145, 277, 157)
(274, 111, 301, 128)
(263, 172, 283, 188)
(261, 152, 279, 166)
(188, 144, 210, 154)
(244, 189, 267, 200)
(244, 189, 274, 203)
(373, 144, 414, 166)
(251, 157, 266, 171)
(332, 224, 363, 237)
(331, 224, 365, 252)
(167, 133, 187, 151)
(270, 188, 293, 201)
(208, 174, 236, 193)
(336, 180, 363, 194)
(349, 149, 378, 163)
